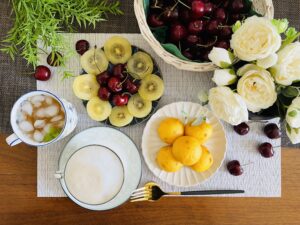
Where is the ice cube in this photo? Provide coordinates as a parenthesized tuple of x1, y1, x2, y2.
(30, 95, 45, 103)
(17, 111, 27, 122)
(45, 96, 53, 105)
(43, 124, 52, 134)
(50, 115, 63, 122)
(56, 121, 65, 128)
(33, 130, 44, 142)
(19, 121, 34, 133)
(21, 101, 33, 116)
(36, 108, 46, 118)
(45, 105, 59, 117)
(34, 120, 46, 129)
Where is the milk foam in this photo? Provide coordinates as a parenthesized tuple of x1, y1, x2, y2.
(64, 145, 124, 205)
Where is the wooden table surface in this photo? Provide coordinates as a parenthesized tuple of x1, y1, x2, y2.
(0, 134, 299, 225)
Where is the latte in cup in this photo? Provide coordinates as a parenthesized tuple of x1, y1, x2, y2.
(16, 94, 65, 143)
(64, 145, 124, 205)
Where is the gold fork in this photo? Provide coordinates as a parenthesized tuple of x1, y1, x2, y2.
(130, 182, 245, 202)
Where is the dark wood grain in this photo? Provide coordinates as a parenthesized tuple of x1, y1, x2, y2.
(0, 134, 299, 225)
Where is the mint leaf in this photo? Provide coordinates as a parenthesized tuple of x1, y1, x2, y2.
(232, 21, 242, 33)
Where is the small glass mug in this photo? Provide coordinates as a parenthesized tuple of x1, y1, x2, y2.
(6, 90, 78, 147)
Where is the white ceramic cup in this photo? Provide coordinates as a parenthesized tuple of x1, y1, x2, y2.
(6, 90, 78, 147)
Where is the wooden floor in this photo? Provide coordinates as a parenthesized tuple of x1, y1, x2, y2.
(0, 134, 299, 225)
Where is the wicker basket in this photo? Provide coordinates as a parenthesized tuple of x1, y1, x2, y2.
(134, 0, 274, 72)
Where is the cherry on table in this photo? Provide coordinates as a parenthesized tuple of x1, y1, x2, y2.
(112, 93, 129, 106)
(96, 71, 110, 86)
(98, 87, 111, 101)
(227, 160, 244, 176)
(264, 123, 281, 139)
(233, 122, 250, 135)
(258, 142, 274, 158)
(34, 65, 51, 81)
(108, 77, 123, 93)
(47, 52, 63, 67)
(75, 40, 90, 55)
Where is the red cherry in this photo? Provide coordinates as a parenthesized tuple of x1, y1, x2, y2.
(188, 20, 204, 34)
(219, 26, 233, 38)
(204, 2, 214, 15)
(214, 8, 226, 22)
(185, 35, 199, 47)
(191, 1, 205, 19)
(112, 64, 126, 80)
(215, 40, 230, 49)
(75, 40, 90, 55)
(108, 77, 123, 93)
(179, 8, 192, 24)
(47, 52, 63, 67)
(206, 20, 220, 35)
(34, 65, 51, 81)
(112, 93, 129, 106)
(162, 6, 179, 22)
(258, 143, 274, 158)
(98, 87, 111, 101)
(230, 0, 245, 13)
(147, 14, 164, 27)
(124, 79, 139, 94)
(227, 160, 243, 176)
(182, 49, 194, 60)
(96, 71, 110, 86)
(169, 24, 187, 43)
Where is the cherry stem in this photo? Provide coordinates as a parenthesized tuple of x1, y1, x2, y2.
(241, 162, 254, 167)
(122, 91, 132, 97)
(197, 36, 217, 48)
(177, 0, 191, 9)
(273, 145, 281, 149)
(118, 73, 129, 87)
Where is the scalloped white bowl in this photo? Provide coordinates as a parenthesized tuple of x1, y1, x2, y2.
(142, 102, 227, 187)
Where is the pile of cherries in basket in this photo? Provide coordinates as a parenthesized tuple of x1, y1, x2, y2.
(147, 0, 252, 61)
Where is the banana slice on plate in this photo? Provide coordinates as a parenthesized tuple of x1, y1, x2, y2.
(127, 94, 152, 118)
(104, 36, 132, 64)
(87, 97, 112, 121)
(73, 74, 100, 100)
(138, 74, 164, 101)
(80, 48, 109, 75)
(109, 106, 133, 127)
(127, 51, 154, 80)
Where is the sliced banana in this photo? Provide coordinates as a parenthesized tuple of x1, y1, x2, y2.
(109, 106, 133, 127)
(104, 36, 132, 64)
(127, 51, 154, 79)
(127, 94, 152, 118)
(73, 74, 100, 100)
(139, 74, 164, 101)
(87, 97, 112, 121)
(80, 47, 109, 75)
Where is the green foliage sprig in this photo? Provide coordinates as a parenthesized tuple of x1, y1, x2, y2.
(1, 0, 122, 68)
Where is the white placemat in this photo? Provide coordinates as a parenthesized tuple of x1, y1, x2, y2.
(37, 33, 281, 197)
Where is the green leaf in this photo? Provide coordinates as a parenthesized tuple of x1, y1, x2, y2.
(272, 19, 289, 34)
(161, 43, 191, 61)
(286, 123, 292, 134)
(144, 0, 150, 15)
(281, 86, 299, 98)
(151, 26, 168, 43)
(281, 27, 300, 49)
(232, 21, 242, 33)
(288, 110, 297, 117)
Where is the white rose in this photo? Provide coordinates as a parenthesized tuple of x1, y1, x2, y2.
(286, 97, 300, 128)
(212, 69, 237, 86)
(231, 16, 281, 61)
(257, 53, 278, 69)
(208, 47, 234, 68)
(237, 67, 277, 113)
(270, 42, 300, 85)
(286, 124, 300, 144)
(208, 87, 248, 125)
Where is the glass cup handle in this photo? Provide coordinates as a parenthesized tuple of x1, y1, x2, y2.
(54, 171, 63, 179)
(6, 133, 22, 146)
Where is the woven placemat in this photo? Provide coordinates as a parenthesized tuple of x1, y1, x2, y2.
(36, 33, 281, 197)
(0, 0, 298, 148)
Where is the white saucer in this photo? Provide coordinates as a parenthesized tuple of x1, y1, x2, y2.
(56, 127, 142, 210)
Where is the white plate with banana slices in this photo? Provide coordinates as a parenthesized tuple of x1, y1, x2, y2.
(72, 36, 165, 128)
(142, 102, 227, 187)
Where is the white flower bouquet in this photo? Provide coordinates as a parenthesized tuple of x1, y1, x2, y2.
(206, 16, 300, 144)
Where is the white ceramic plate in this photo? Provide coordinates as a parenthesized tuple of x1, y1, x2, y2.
(142, 102, 227, 187)
(57, 127, 142, 210)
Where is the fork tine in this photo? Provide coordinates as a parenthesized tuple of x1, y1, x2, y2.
(130, 193, 151, 200)
(130, 197, 149, 202)
(131, 187, 146, 194)
(130, 190, 149, 197)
